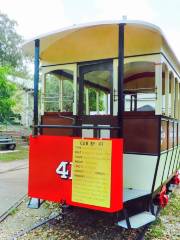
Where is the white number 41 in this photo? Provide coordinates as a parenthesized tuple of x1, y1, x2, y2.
(56, 161, 72, 179)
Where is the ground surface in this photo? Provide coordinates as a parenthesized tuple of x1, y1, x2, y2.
(0, 149, 179, 240)
(0, 187, 179, 240)
(0, 159, 28, 217)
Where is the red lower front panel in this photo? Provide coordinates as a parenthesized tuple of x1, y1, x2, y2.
(29, 135, 123, 213)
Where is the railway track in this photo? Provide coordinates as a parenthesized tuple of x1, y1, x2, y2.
(0, 194, 26, 224)
(0, 196, 162, 240)
(12, 212, 62, 239)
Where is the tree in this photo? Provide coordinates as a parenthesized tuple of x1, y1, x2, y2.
(89, 88, 105, 112)
(0, 12, 30, 77)
(0, 67, 16, 121)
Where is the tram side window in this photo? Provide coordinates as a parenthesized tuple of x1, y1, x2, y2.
(79, 61, 112, 115)
(124, 78, 155, 112)
(44, 70, 73, 112)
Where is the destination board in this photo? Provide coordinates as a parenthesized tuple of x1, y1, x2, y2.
(72, 139, 112, 208)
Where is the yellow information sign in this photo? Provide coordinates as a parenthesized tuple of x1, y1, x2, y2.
(72, 139, 112, 208)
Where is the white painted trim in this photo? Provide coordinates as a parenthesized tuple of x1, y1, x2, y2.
(59, 79, 63, 112)
(165, 67, 169, 116)
(96, 91, 99, 114)
(85, 87, 89, 115)
(170, 75, 175, 118)
(155, 63, 163, 115)
(41, 73, 45, 115)
(113, 59, 118, 116)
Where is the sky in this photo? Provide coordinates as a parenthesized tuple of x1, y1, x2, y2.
(0, 0, 180, 60)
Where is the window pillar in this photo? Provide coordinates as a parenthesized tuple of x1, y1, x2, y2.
(59, 79, 63, 112)
(41, 73, 45, 115)
(96, 91, 99, 114)
(178, 82, 180, 120)
(33, 39, 40, 136)
(165, 67, 169, 116)
(85, 87, 89, 115)
(105, 93, 108, 114)
(170, 74, 175, 118)
(155, 63, 162, 115)
(73, 64, 77, 115)
(175, 79, 179, 119)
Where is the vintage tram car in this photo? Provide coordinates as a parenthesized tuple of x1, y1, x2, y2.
(23, 20, 180, 229)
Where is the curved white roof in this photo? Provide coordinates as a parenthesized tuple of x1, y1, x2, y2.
(23, 20, 162, 45)
(23, 19, 180, 76)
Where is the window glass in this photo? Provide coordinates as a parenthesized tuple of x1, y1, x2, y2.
(79, 61, 113, 115)
(44, 69, 73, 112)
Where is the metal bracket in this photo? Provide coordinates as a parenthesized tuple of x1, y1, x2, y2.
(28, 198, 44, 209)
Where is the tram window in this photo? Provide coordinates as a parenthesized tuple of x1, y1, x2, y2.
(124, 92, 156, 112)
(124, 74, 155, 112)
(44, 70, 73, 112)
(79, 61, 113, 115)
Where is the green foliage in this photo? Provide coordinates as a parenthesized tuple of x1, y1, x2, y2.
(0, 145, 28, 162)
(146, 190, 180, 239)
(146, 218, 165, 239)
(0, 12, 31, 77)
(0, 12, 22, 68)
(0, 66, 16, 121)
(89, 88, 105, 112)
(45, 72, 106, 114)
(9, 207, 19, 216)
(161, 191, 180, 217)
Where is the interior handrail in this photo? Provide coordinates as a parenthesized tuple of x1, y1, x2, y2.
(37, 125, 120, 130)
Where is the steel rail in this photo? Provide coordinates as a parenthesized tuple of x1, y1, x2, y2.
(0, 194, 26, 223)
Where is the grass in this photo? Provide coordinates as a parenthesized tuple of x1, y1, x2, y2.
(145, 188, 180, 240)
(161, 191, 180, 217)
(146, 218, 166, 239)
(9, 207, 19, 216)
(0, 145, 29, 161)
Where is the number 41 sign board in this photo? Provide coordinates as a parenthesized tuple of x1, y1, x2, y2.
(29, 135, 123, 213)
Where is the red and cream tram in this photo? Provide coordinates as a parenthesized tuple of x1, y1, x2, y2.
(23, 20, 180, 229)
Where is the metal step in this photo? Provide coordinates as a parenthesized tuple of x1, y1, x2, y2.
(28, 198, 44, 209)
(117, 211, 156, 229)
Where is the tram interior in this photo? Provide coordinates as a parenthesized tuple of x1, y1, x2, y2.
(42, 61, 158, 141)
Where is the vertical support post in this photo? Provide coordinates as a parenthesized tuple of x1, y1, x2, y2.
(165, 67, 169, 116)
(73, 65, 77, 115)
(178, 83, 180, 120)
(118, 24, 125, 138)
(96, 91, 99, 114)
(171, 74, 175, 118)
(155, 63, 162, 115)
(85, 87, 89, 115)
(113, 59, 118, 116)
(105, 93, 108, 114)
(41, 73, 45, 115)
(59, 79, 63, 112)
(78, 69, 84, 116)
(175, 78, 179, 119)
(33, 39, 40, 136)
